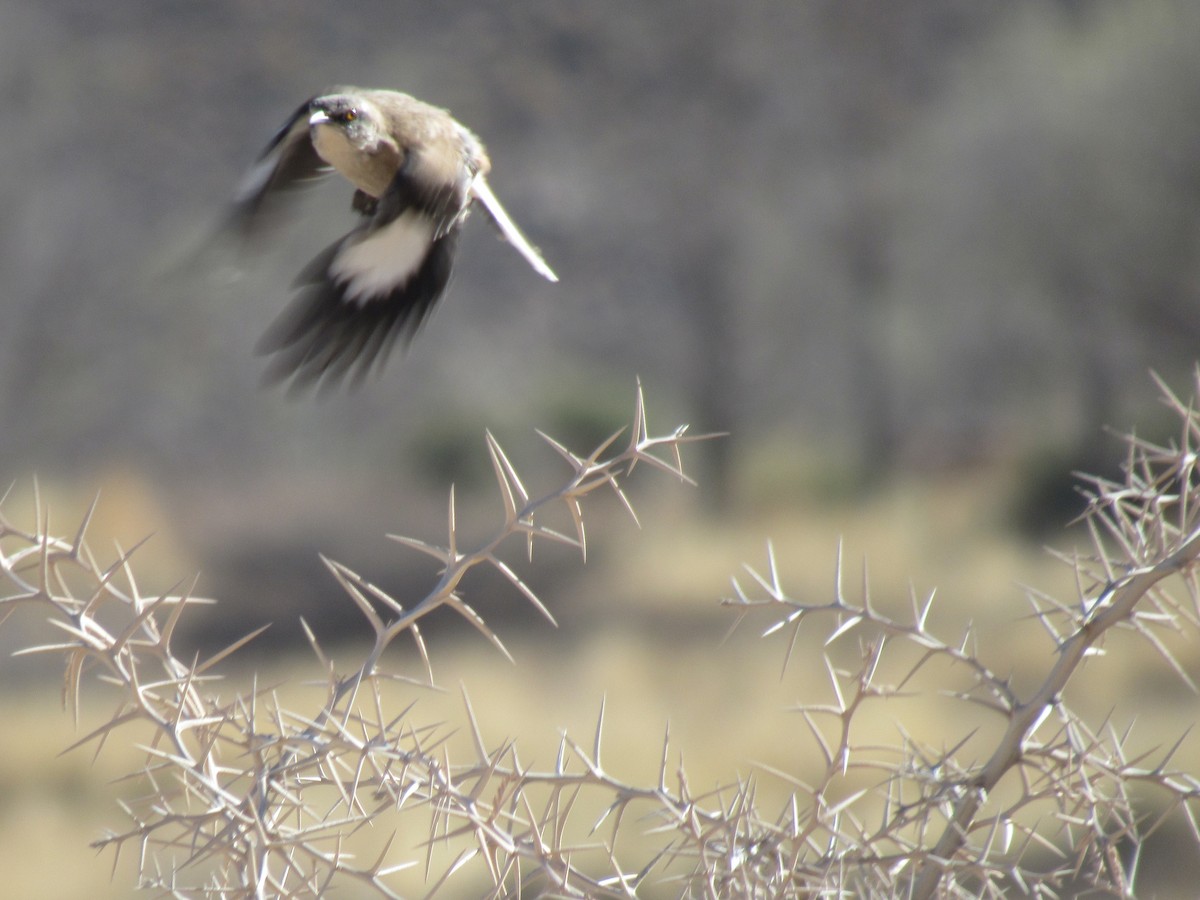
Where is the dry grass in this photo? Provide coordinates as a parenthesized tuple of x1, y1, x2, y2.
(4, 378, 1200, 897)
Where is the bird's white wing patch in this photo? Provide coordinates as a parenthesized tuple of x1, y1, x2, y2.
(329, 211, 436, 304)
(471, 176, 559, 282)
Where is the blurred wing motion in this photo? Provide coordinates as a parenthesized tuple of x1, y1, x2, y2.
(255, 150, 466, 393)
(227, 99, 331, 238)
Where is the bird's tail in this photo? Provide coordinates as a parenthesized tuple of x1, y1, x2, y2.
(470, 176, 559, 283)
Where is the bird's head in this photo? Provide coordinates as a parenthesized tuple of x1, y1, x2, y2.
(308, 95, 377, 150)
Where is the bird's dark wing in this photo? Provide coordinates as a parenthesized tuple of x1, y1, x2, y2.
(226, 98, 330, 237)
(254, 151, 469, 394)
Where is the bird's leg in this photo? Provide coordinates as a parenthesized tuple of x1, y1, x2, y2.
(351, 189, 379, 217)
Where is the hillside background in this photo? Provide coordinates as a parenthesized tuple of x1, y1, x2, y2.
(3, 1, 1200, 895)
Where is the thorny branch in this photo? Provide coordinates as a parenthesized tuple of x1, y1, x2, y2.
(5, 373, 1200, 897)
(0, 384, 725, 897)
(720, 369, 1200, 897)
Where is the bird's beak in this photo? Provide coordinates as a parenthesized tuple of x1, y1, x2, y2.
(308, 109, 331, 127)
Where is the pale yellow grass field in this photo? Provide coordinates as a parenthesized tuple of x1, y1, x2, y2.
(3, 461, 1199, 896)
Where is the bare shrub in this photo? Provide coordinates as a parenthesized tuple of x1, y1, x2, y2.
(4, 376, 1200, 897)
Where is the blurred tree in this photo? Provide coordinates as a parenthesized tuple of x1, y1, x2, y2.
(881, 2, 1200, 467)
(4, 0, 1200, 598)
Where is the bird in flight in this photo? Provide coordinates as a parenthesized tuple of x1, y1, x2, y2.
(228, 87, 558, 392)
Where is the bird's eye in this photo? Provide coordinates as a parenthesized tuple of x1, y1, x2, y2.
(326, 108, 358, 125)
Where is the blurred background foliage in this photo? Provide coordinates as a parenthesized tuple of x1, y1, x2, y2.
(4, 0, 1200, 894)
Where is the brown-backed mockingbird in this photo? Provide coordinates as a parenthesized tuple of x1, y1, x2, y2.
(229, 87, 557, 391)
